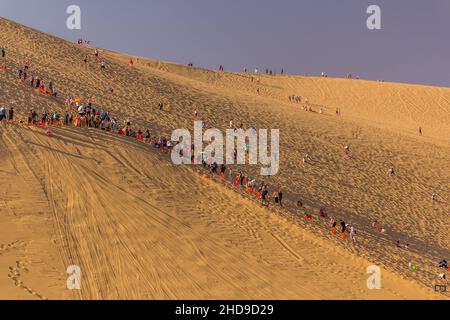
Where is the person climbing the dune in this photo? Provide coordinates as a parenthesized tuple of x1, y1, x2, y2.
(8, 107, 14, 121)
(220, 164, 227, 179)
(350, 226, 357, 243)
(64, 111, 70, 126)
(159, 101, 164, 111)
(273, 191, 280, 204)
(41, 110, 50, 126)
(340, 221, 347, 237)
(344, 145, 352, 158)
(438, 259, 448, 269)
(330, 216, 337, 233)
(278, 189, 283, 207)
(48, 81, 53, 94)
(319, 208, 326, 218)
(145, 129, 151, 143)
(137, 130, 143, 141)
(27, 109, 33, 125)
(52, 111, 60, 125)
(0, 106, 6, 121)
(210, 162, 218, 175)
(388, 167, 395, 176)
(235, 172, 242, 188)
(261, 186, 269, 207)
(432, 193, 438, 203)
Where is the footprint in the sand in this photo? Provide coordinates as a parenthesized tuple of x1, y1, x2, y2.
(7, 260, 48, 300)
(0, 240, 27, 255)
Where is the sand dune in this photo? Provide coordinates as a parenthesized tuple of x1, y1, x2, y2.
(0, 123, 443, 300)
(0, 17, 448, 299)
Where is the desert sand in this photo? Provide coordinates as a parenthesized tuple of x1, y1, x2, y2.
(0, 17, 448, 300)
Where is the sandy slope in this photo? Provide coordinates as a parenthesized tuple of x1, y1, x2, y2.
(0, 17, 449, 299)
(0, 123, 443, 300)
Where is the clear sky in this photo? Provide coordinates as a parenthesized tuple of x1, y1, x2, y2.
(1, 0, 449, 87)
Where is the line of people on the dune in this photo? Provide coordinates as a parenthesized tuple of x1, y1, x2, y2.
(201, 160, 360, 243)
(217, 65, 284, 76)
(1, 55, 59, 98)
(24, 99, 174, 152)
(12, 96, 359, 243)
(19, 67, 58, 97)
(8, 99, 441, 251)
(289, 94, 303, 104)
(288, 95, 343, 117)
(77, 38, 92, 46)
(8, 98, 439, 250)
(243, 67, 284, 76)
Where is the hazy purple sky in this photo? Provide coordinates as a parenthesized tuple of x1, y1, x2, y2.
(1, 0, 449, 87)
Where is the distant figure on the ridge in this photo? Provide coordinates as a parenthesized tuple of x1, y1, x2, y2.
(419, 127, 423, 136)
(159, 101, 164, 111)
(1, 48, 5, 59)
(128, 58, 134, 67)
